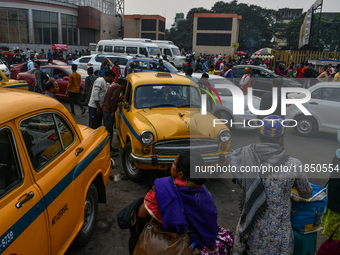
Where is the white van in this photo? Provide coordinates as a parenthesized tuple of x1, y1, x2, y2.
(89, 43, 97, 55)
(96, 39, 161, 58)
(152, 40, 186, 68)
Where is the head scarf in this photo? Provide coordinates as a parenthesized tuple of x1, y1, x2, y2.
(259, 115, 286, 138)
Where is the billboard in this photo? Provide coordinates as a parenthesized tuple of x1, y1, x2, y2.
(312, 0, 323, 9)
(298, 7, 313, 49)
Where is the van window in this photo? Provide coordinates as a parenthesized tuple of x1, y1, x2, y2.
(126, 47, 138, 54)
(139, 48, 147, 56)
(114, 46, 125, 53)
(164, 48, 172, 57)
(119, 58, 128, 66)
(98, 45, 103, 52)
(104, 46, 113, 52)
(108, 57, 118, 64)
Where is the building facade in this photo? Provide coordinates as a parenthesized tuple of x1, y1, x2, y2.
(192, 13, 241, 56)
(0, 0, 122, 53)
(124, 15, 165, 40)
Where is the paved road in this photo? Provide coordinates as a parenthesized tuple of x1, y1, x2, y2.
(63, 100, 336, 254)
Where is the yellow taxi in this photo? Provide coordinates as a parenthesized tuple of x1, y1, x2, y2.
(0, 70, 29, 90)
(116, 72, 231, 182)
(0, 89, 112, 254)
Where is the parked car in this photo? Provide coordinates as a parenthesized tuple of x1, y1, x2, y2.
(286, 82, 340, 137)
(17, 65, 88, 104)
(10, 59, 67, 80)
(124, 58, 180, 76)
(0, 58, 10, 78)
(87, 54, 132, 76)
(0, 70, 29, 90)
(116, 72, 231, 182)
(72, 55, 96, 70)
(233, 65, 302, 97)
(0, 89, 112, 254)
(185, 73, 261, 130)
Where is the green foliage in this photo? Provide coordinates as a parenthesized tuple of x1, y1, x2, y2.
(165, 0, 283, 51)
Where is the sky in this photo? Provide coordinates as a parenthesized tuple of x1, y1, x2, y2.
(125, 0, 340, 28)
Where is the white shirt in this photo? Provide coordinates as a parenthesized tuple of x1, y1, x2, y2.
(219, 63, 224, 70)
(26, 50, 30, 59)
(88, 77, 108, 109)
(239, 74, 250, 88)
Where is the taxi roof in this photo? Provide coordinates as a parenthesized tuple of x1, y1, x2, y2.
(127, 72, 198, 87)
(0, 89, 66, 124)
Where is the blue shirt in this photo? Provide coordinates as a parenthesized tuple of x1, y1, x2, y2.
(47, 51, 52, 59)
(98, 69, 106, 77)
(27, 60, 34, 71)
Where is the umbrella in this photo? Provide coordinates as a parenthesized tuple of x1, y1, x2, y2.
(255, 48, 273, 55)
(235, 51, 247, 55)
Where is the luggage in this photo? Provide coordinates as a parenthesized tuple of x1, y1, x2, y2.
(293, 228, 317, 255)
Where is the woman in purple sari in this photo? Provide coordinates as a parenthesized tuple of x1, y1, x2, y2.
(137, 151, 219, 253)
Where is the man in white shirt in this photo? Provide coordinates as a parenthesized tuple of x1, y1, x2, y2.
(239, 67, 251, 94)
(26, 48, 30, 61)
(259, 61, 267, 69)
(88, 70, 116, 129)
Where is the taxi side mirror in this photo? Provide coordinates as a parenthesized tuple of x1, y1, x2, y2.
(124, 103, 130, 110)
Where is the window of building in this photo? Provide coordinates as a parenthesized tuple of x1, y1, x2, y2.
(159, 20, 165, 32)
(80, 28, 96, 46)
(61, 14, 78, 45)
(0, 8, 29, 44)
(141, 20, 157, 31)
(33, 10, 59, 45)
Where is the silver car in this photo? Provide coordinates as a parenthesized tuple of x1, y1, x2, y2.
(0, 59, 10, 78)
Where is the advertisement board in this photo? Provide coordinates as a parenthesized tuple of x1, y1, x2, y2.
(298, 7, 313, 49)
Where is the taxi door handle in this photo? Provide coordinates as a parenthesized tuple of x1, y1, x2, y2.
(16, 191, 34, 209)
(75, 147, 84, 156)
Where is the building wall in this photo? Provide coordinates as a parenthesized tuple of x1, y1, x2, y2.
(192, 13, 241, 56)
(124, 15, 166, 40)
(100, 14, 121, 40)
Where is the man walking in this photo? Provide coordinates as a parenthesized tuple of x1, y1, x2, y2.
(305, 63, 315, 88)
(27, 56, 35, 71)
(84, 67, 97, 104)
(26, 48, 30, 61)
(66, 64, 86, 116)
(47, 49, 52, 59)
(112, 61, 121, 83)
(40, 49, 47, 59)
(239, 67, 251, 93)
(88, 70, 116, 129)
(102, 78, 126, 157)
(33, 61, 47, 94)
(230, 115, 312, 255)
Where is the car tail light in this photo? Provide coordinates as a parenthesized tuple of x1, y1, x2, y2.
(287, 97, 292, 107)
(17, 75, 22, 80)
(48, 133, 58, 142)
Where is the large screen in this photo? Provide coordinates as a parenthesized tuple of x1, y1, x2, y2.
(197, 17, 233, 31)
(159, 20, 165, 32)
(142, 20, 157, 31)
(196, 33, 231, 46)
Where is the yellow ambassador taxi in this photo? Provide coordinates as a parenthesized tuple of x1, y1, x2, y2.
(116, 72, 231, 182)
(0, 70, 29, 90)
(0, 89, 112, 254)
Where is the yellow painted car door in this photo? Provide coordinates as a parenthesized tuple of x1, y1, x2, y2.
(0, 123, 49, 255)
(17, 112, 82, 254)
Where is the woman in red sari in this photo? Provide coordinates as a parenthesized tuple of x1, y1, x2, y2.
(112, 61, 121, 83)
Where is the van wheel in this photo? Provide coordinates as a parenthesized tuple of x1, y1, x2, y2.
(122, 142, 143, 183)
(75, 184, 98, 246)
(79, 89, 88, 106)
(294, 116, 318, 137)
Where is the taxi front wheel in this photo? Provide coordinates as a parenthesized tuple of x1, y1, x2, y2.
(75, 184, 98, 246)
(122, 142, 143, 183)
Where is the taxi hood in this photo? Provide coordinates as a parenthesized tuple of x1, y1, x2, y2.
(137, 108, 218, 141)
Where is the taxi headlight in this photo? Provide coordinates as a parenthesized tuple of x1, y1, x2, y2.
(218, 129, 231, 143)
(140, 130, 154, 145)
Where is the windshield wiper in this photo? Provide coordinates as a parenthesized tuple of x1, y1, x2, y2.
(178, 104, 201, 108)
(149, 104, 178, 108)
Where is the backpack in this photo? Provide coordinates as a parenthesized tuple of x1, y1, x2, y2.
(20, 62, 28, 72)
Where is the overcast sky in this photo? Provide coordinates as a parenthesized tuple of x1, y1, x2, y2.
(125, 0, 340, 28)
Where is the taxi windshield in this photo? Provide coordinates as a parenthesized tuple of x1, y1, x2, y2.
(134, 84, 201, 109)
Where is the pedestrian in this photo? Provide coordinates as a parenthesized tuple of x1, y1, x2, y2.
(34, 51, 39, 60)
(259, 78, 284, 117)
(88, 70, 115, 129)
(66, 64, 86, 116)
(44, 80, 59, 99)
(12, 50, 22, 65)
(47, 49, 52, 59)
(98, 65, 106, 77)
(47, 58, 53, 65)
(208, 65, 217, 75)
(286, 62, 296, 78)
(20, 49, 26, 62)
(276, 63, 286, 76)
(321, 129, 340, 241)
(259, 60, 267, 69)
(216, 58, 223, 70)
(6, 51, 13, 69)
(201, 58, 208, 73)
(26, 48, 30, 61)
(195, 58, 202, 72)
(33, 61, 46, 94)
(328, 64, 335, 78)
(40, 49, 47, 59)
(158, 59, 167, 72)
(222, 54, 227, 60)
(136, 151, 218, 254)
(297, 62, 307, 86)
(230, 115, 313, 255)
(333, 68, 340, 82)
(102, 77, 126, 157)
(305, 63, 315, 88)
(317, 65, 330, 83)
(156, 53, 162, 59)
(223, 64, 234, 79)
(219, 60, 226, 71)
(83, 67, 97, 105)
(185, 67, 195, 81)
(112, 61, 121, 83)
(53, 50, 58, 60)
(239, 67, 251, 93)
(102, 57, 113, 71)
(27, 56, 35, 71)
(127, 62, 135, 75)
